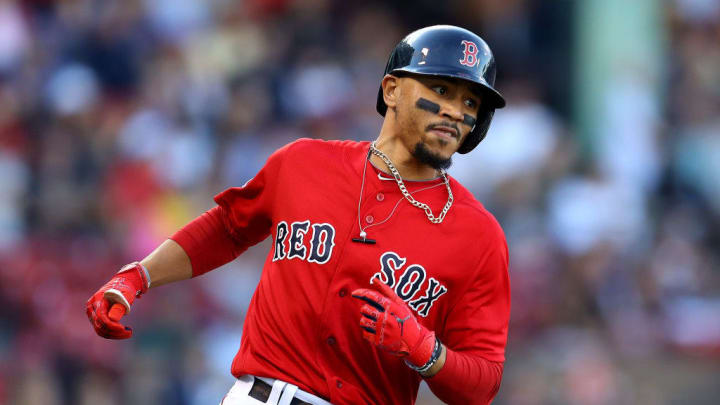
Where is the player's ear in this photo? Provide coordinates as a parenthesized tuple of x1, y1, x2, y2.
(382, 75, 400, 110)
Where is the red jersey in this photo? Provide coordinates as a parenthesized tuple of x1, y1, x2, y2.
(177, 139, 510, 404)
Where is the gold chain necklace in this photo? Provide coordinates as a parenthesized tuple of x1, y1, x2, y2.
(369, 142, 453, 224)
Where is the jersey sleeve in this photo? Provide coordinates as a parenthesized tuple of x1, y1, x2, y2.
(170, 206, 245, 277)
(440, 217, 510, 363)
(169, 144, 290, 277)
(424, 218, 510, 404)
(213, 143, 289, 249)
(425, 350, 504, 405)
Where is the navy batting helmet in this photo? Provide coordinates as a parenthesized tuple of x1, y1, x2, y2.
(376, 25, 505, 154)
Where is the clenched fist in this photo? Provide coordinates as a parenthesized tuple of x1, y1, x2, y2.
(352, 278, 437, 370)
(85, 262, 150, 339)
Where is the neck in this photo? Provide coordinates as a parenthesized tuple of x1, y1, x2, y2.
(370, 139, 439, 181)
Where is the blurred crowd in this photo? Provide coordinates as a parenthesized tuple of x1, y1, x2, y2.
(0, 0, 718, 404)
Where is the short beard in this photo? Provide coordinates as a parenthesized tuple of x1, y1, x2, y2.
(412, 142, 452, 171)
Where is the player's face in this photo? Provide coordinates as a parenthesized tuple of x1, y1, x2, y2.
(394, 75, 481, 166)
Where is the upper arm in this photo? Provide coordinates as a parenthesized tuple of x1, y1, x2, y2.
(213, 141, 292, 245)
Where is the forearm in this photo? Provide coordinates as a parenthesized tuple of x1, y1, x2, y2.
(425, 347, 504, 405)
(140, 204, 245, 286)
(87, 208, 237, 338)
(140, 239, 193, 288)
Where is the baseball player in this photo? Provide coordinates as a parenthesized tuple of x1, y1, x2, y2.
(86, 25, 510, 405)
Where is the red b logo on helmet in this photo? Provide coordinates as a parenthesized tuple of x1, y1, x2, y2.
(459, 40, 479, 67)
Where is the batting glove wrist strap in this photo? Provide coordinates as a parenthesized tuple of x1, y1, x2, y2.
(405, 336, 442, 373)
(105, 262, 150, 311)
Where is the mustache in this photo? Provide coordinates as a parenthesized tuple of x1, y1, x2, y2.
(425, 121, 460, 138)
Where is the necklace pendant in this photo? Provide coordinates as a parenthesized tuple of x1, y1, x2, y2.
(352, 236, 376, 244)
(353, 230, 376, 244)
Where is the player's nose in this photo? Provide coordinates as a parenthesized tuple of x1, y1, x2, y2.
(438, 100, 465, 123)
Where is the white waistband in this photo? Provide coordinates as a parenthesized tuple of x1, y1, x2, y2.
(230, 375, 333, 405)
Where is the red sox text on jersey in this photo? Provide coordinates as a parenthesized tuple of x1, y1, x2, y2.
(273, 223, 448, 318)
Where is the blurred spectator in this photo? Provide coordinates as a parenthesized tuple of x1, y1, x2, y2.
(0, 1, 30, 75)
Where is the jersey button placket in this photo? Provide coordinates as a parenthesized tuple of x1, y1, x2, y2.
(326, 336, 336, 346)
(338, 288, 347, 297)
(376, 193, 385, 201)
(365, 215, 374, 224)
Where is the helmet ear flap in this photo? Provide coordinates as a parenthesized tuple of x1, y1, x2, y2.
(376, 86, 388, 117)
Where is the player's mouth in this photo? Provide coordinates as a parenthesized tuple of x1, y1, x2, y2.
(427, 124, 459, 141)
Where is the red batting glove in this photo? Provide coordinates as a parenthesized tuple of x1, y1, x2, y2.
(85, 262, 150, 339)
(352, 278, 436, 369)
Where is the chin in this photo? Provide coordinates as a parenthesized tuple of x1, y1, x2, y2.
(413, 142, 453, 171)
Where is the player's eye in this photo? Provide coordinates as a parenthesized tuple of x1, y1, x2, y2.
(432, 85, 447, 95)
(465, 98, 477, 108)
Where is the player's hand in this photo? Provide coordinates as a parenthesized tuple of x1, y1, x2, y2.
(85, 262, 150, 339)
(352, 278, 436, 368)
